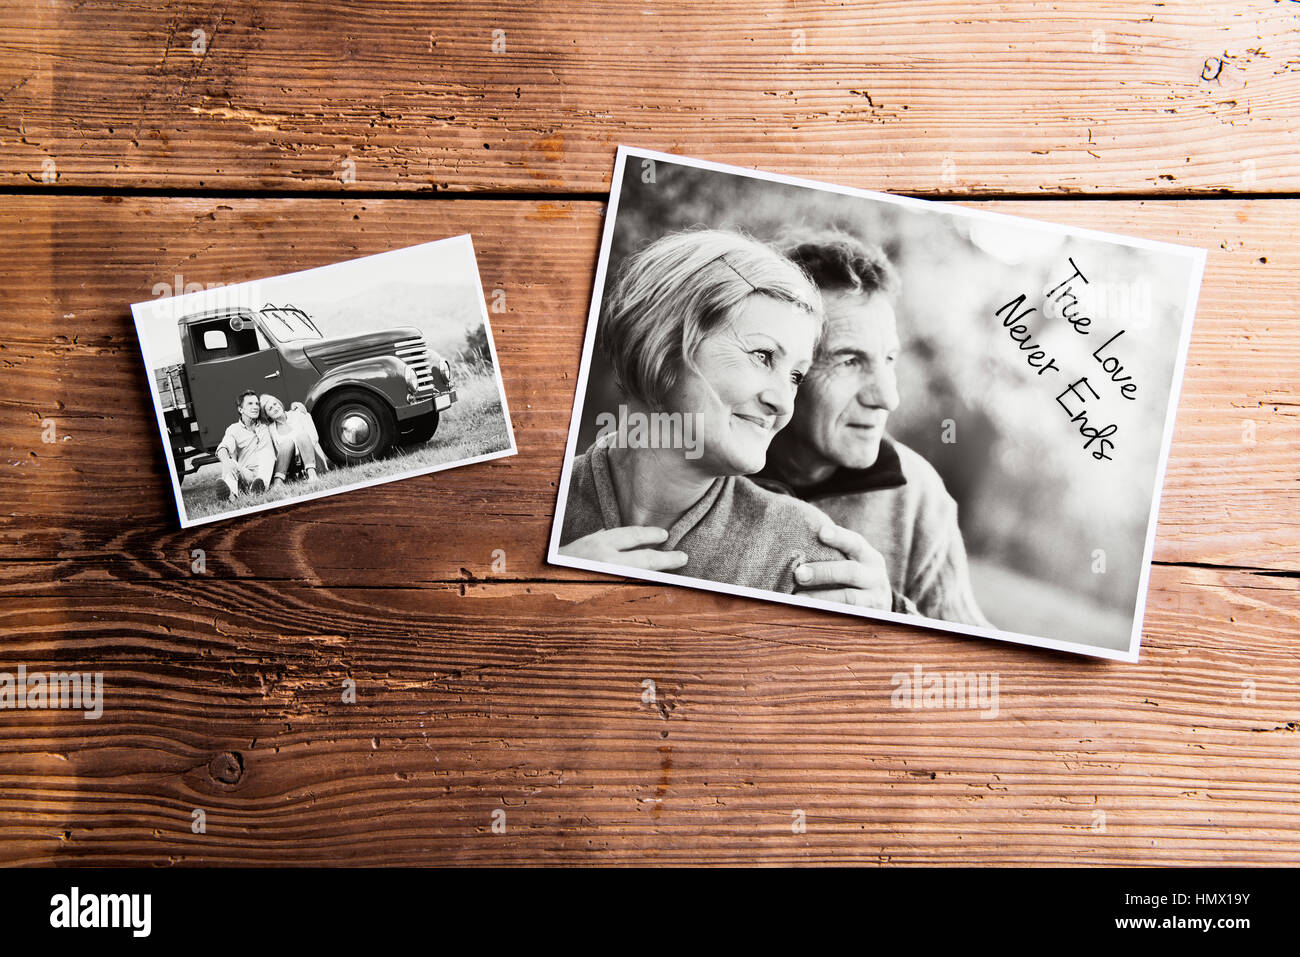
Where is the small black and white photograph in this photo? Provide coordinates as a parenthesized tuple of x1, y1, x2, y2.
(131, 234, 516, 528)
(549, 147, 1205, 660)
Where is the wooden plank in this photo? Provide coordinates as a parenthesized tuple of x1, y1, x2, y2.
(0, 564, 1296, 865)
(2, 1, 1299, 194)
(0, 195, 1296, 583)
(1, 0, 1294, 875)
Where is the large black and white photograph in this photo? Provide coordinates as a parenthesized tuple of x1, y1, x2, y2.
(549, 147, 1205, 660)
(132, 235, 516, 528)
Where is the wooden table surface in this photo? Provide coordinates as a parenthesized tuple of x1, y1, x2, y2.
(1, 1, 1297, 866)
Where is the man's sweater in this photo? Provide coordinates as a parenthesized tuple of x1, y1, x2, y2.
(757, 438, 991, 627)
(561, 436, 846, 594)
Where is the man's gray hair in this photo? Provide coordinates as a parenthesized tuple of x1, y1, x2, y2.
(779, 229, 900, 300)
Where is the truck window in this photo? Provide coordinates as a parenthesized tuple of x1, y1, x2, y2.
(260, 306, 323, 343)
(201, 329, 229, 352)
(191, 317, 263, 363)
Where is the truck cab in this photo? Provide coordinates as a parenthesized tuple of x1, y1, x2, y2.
(158, 303, 457, 482)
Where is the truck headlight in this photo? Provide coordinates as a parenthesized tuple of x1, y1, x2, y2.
(440, 359, 452, 385)
(404, 364, 419, 394)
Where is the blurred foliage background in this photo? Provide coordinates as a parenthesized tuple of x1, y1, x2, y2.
(575, 157, 1197, 649)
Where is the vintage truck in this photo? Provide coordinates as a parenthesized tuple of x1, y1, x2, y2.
(155, 303, 456, 482)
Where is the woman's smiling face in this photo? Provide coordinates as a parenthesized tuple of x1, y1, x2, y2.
(665, 295, 816, 476)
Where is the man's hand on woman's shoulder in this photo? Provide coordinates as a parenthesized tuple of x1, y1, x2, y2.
(792, 523, 892, 609)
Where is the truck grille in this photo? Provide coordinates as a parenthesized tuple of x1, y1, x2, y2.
(395, 336, 435, 395)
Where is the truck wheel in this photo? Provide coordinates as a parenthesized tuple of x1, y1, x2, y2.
(315, 389, 397, 465)
(398, 410, 439, 447)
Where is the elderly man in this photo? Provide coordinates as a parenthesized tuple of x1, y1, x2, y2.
(215, 390, 275, 501)
(757, 231, 990, 627)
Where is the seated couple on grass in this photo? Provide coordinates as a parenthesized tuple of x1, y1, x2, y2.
(214, 390, 330, 501)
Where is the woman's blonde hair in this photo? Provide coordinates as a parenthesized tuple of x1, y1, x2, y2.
(598, 228, 823, 409)
(258, 393, 284, 423)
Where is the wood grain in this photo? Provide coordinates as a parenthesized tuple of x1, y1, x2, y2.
(1, 564, 1297, 865)
(0, 193, 1297, 865)
(2, 0, 1298, 867)
(2, 1, 1299, 194)
(1, 195, 1296, 582)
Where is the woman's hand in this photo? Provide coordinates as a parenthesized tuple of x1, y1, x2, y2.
(792, 523, 893, 609)
(559, 526, 689, 572)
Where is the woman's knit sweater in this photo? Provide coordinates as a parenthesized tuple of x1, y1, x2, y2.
(560, 437, 846, 593)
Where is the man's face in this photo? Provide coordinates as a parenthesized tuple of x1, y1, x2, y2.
(239, 395, 261, 420)
(786, 291, 901, 470)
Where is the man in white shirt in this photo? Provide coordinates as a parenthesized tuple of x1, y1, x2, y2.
(215, 390, 275, 501)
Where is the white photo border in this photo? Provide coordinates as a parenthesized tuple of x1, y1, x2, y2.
(546, 146, 1207, 663)
(132, 234, 518, 529)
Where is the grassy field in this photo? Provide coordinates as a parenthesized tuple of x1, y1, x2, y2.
(181, 371, 511, 521)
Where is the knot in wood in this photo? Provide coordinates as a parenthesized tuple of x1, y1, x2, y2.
(208, 751, 244, 786)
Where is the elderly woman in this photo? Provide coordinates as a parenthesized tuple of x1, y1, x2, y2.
(259, 394, 329, 487)
(559, 228, 891, 605)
